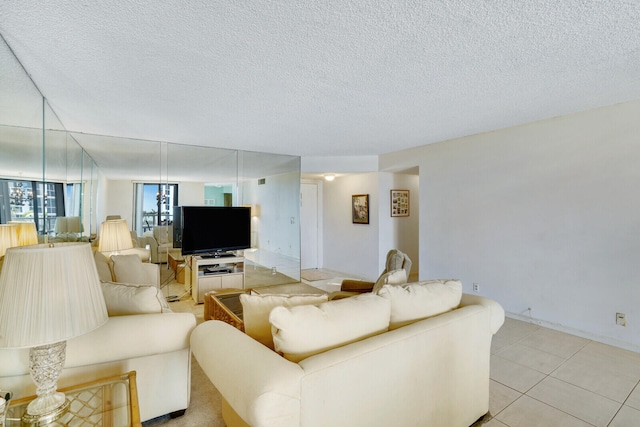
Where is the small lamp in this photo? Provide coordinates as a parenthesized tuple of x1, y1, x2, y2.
(0, 224, 19, 257)
(9, 221, 39, 246)
(0, 242, 108, 424)
(98, 219, 134, 255)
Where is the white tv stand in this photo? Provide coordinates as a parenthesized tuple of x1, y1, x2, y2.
(188, 254, 245, 303)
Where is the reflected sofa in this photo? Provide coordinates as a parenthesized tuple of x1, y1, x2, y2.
(140, 225, 173, 263)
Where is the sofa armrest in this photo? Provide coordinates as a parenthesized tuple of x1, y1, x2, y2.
(137, 235, 159, 262)
(0, 313, 196, 377)
(191, 321, 303, 427)
(459, 293, 505, 334)
(66, 312, 196, 368)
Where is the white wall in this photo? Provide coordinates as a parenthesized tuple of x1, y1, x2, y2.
(323, 173, 380, 280)
(377, 172, 420, 279)
(322, 172, 420, 280)
(380, 100, 640, 351)
(243, 172, 301, 259)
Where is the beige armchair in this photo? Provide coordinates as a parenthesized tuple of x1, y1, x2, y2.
(51, 216, 87, 242)
(331, 249, 412, 299)
(140, 225, 173, 263)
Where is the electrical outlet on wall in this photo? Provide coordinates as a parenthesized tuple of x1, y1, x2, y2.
(472, 283, 480, 292)
(616, 312, 626, 327)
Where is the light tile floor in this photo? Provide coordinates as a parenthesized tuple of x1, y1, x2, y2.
(165, 263, 640, 426)
(486, 317, 640, 427)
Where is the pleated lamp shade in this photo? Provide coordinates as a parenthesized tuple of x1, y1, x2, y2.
(0, 224, 19, 257)
(0, 242, 108, 348)
(9, 221, 39, 246)
(98, 219, 134, 253)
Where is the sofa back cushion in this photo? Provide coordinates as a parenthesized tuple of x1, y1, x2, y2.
(377, 279, 462, 329)
(240, 293, 329, 349)
(270, 293, 390, 362)
(101, 281, 171, 316)
(94, 251, 114, 282)
(111, 254, 147, 284)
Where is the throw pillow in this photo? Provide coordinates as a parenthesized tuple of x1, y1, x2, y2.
(270, 293, 391, 362)
(240, 293, 329, 349)
(94, 251, 114, 282)
(111, 254, 147, 284)
(101, 281, 171, 316)
(376, 279, 462, 330)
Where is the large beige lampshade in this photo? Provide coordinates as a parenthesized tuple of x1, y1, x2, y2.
(0, 242, 108, 422)
(9, 221, 39, 246)
(98, 219, 134, 253)
(0, 224, 19, 257)
(0, 242, 108, 348)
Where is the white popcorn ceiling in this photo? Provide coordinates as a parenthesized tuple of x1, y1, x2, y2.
(1, 0, 639, 157)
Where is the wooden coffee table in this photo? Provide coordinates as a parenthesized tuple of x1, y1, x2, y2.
(204, 289, 247, 331)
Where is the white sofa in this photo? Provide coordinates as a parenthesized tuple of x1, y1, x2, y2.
(0, 313, 196, 422)
(191, 284, 504, 427)
(0, 252, 197, 422)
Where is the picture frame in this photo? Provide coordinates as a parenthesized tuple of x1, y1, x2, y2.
(352, 194, 369, 224)
(391, 190, 409, 217)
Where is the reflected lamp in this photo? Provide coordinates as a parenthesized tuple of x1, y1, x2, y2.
(0, 224, 19, 257)
(98, 219, 133, 254)
(9, 221, 39, 246)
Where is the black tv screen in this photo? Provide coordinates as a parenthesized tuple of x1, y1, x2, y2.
(177, 206, 251, 256)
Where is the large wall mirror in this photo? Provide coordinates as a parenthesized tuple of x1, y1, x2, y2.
(1, 34, 301, 288)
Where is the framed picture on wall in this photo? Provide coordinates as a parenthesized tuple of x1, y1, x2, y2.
(352, 194, 369, 224)
(391, 190, 409, 217)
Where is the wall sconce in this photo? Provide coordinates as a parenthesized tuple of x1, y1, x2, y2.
(324, 174, 335, 182)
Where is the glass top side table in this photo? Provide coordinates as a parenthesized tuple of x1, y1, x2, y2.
(5, 371, 141, 427)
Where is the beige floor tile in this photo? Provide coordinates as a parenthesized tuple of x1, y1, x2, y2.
(497, 343, 566, 375)
(490, 380, 521, 416)
(552, 346, 640, 402)
(626, 384, 640, 410)
(495, 395, 592, 427)
(528, 377, 620, 426)
(609, 405, 640, 427)
(495, 318, 539, 344)
(483, 419, 509, 427)
(517, 327, 589, 359)
(491, 335, 511, 354)
(491, 355, 546, 393)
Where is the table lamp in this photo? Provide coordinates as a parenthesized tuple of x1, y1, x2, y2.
(0, 224, 19, 257)
(8, 221, 39, 246)
(0, 242, 108, 424)
(98, 219, 134, 254)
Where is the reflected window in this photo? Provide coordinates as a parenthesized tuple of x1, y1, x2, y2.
(0, 179, 64, 235)
(134, 183, 178, 234)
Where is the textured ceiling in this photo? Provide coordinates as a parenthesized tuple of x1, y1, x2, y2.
(1, 0, 639, 157)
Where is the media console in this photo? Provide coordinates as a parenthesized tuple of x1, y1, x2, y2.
(187, 254, 245, 303)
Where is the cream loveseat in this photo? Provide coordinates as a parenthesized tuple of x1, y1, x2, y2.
(0, 252, 197, 422)
(192, 280, 505, 427)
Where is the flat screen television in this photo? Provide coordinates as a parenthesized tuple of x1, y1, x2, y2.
(175, 206, 251, 256)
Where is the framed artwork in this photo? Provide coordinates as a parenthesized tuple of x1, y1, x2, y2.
(352, 194, 369, 224)
(391, 190, 409, 217)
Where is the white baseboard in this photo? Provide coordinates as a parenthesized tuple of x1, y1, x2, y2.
(506, 312, 640, 354)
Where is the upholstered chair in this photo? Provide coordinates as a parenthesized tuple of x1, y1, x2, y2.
(330, 249, 412, 300)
